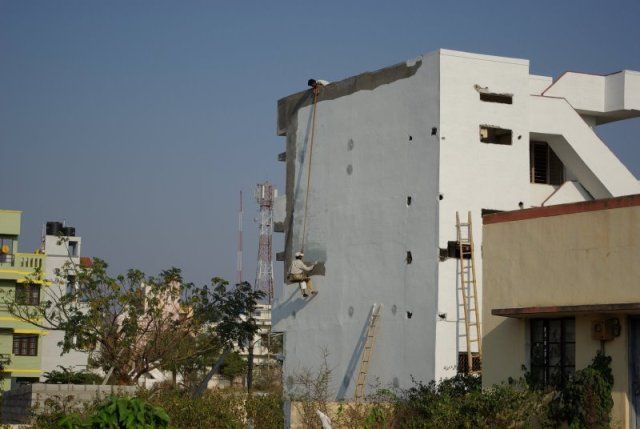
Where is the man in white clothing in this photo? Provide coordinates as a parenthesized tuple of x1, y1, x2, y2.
(287, 252, 317, 297)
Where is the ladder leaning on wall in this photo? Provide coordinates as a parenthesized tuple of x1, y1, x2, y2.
(354, 303, 383, 401)
(456, 211, 482, 373)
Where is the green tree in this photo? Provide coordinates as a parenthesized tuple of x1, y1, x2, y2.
(219, 351, 247, 381)
(2, 253, 264, 386)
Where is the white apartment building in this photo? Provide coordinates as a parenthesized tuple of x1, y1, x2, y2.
(238, 303, 274, 365)
(41, 222, 90, 377)
(272, 49, 640, 400)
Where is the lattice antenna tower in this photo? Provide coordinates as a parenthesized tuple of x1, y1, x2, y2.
(255, 182, 275, 303)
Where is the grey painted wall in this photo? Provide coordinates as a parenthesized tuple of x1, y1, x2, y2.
(273, 52, 440, 399)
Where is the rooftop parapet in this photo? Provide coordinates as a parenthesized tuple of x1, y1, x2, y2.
(542, 70, 640, 124)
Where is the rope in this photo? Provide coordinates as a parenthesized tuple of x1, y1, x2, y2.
(300, 86, 320, 253)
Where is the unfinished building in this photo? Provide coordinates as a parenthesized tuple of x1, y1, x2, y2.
(272, 49, 640, 399)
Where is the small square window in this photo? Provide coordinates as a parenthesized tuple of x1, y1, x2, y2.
(457, 352, 481, 374)
(480, 126, 512, 145)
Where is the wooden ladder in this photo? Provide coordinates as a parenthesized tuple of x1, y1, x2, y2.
(456, 211, 482, 373)
(354, 303, 383, 401)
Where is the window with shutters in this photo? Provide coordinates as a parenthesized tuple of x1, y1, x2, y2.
(13, 335, 38, 356)
(530, 141, 564, 185)
(15, 283, 40, 306)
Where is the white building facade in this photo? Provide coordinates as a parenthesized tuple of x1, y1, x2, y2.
(272, 49, 640, 400)
(41, 223, 90, 378)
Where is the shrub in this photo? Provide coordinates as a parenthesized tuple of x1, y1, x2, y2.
(142, 388, 245, 429)
(395, 376, 552, 428)
(245, 392, 285, 429)
(54, 396, 169, 429)
(549, 352, 614, 429)
(43, 366, 103, 385)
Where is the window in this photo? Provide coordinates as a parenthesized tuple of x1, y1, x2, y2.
(0, 236, 14, 263)
(13, 335, 38, 356)
(530, 318, 575, 388)
(15, 284, 40, 306)
(66, 275, 76, 296)
(458, 352, 481, 374)
(530, 141, 564, 185)
(446, 241, 471, 259)
(479, 92, 513, 104)
(68, 241, 78, 257)
(480, 126, 512, 145)
(481, 209, 504, 216)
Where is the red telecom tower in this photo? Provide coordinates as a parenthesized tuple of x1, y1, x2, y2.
(254, 182, 275, 303)
(236, 191, 243, 284)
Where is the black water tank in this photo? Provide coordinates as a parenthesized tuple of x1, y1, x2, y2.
(61, 226, 76, 237)
(46, 222, 63, 236)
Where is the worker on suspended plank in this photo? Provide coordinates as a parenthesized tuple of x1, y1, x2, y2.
(288, 252, 317, 298)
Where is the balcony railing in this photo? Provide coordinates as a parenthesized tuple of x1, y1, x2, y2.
(0, 253, 44, 271)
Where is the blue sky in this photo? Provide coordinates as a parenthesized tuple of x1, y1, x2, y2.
(1, 0, 639, 287)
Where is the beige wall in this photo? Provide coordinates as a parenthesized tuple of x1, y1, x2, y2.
(483, 205, 640, 309)
(482, 204, 640, 428)
(0, 210, 21, 237)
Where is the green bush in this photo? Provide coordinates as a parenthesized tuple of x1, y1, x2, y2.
(55, 396, 169, 429)
(549, 352, 614, 429)
(143, 388, 245, 429)
(43, 366, 103, 385)
(245, 392, 285, 429)
(396, 376, 551, 428)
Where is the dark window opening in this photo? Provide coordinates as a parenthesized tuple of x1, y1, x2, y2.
(13, 335, 38, 356)
(447, 241, 471, 259)
(479, 92, 513, 104)
(458, 352, 482, 374)
(68, 241, 78, 257)
(481, 209, 504, 216)
(15, 284, 40, 306)
(530, 318, 575, 389)
(480, 126, 512, 145)
(66, 275, 76, 296)
(407, 196, 412, 206)
(405, 251, 413, 264)
(530, 141, 564, 185)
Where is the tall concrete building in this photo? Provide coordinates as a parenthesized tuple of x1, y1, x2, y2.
(40, 222, 90, 377)
(272, 49, 640, 399)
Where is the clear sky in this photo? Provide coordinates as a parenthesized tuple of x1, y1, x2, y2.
(1, 0, 639, 287)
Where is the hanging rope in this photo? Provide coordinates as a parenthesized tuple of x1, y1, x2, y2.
(300, 85, 320, 253)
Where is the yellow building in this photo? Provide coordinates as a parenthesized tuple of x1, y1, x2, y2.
(0, 210, 47, 390)
(482, 195, 640, 428)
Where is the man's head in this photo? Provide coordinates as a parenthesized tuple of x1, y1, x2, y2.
(295, 251, 304, 260)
